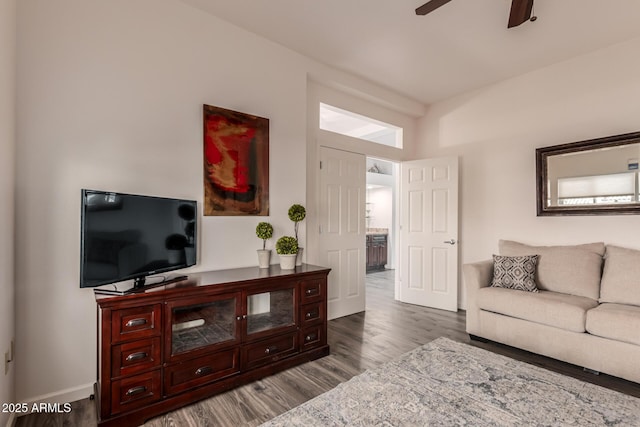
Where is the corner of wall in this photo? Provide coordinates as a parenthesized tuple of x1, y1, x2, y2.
(0, 0, 17, 425)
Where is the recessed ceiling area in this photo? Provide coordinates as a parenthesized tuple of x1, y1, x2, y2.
(178, 0, 640, 106)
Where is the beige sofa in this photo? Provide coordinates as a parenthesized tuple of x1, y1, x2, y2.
(464, 240, 640, 383)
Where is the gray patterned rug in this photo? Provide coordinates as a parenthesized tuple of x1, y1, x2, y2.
(261, 337, 640, 426)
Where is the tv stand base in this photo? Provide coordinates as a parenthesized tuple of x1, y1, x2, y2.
(93, 275, 189, 296)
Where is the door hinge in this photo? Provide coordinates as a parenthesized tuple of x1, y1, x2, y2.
(319, 161, 323, 169)
(319, 225, 323, 234)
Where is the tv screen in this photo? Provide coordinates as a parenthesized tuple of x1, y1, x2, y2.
(80, 189, 197, 289)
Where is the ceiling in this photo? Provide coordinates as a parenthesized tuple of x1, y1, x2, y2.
(179, 0, 640, 106)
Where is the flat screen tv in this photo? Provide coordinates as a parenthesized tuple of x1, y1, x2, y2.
(80, 189, 197, 292)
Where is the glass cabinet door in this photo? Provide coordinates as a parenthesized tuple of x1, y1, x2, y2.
(167, 293, 239, 360)
(246, 286, 295, 337)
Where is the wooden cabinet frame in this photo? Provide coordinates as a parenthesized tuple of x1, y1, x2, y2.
(95, 264, 330, 427)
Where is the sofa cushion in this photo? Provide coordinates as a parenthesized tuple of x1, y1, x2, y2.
(491, 255, 539, 292)
(599, 245, 640, 306)
(477, 287, 598, 333)
(499, 240, 605, 300)
(586, 303, 640, 346)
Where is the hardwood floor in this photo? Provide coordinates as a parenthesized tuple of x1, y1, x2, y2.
(16, 269, 640, 426)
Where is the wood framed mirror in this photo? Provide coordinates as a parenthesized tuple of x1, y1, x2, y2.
(536, 131, 640, 216)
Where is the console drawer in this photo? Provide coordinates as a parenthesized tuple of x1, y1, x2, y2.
(112, 304, 161, 343)
(164, 348, 240, 396)
(300, 325, 325, 352)
(300, 302, 324, 328)
(243, 333, 298, 370)
(111, 337, 161, 378)
(300, 279, 325, 304)
(111, 370, 161, 415)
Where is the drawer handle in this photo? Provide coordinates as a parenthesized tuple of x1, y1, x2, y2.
(264, 346, 278, 355)
(125, 386, 147, 396)
(305, 333, 317, 342)
(125, 318, 147, 328)
(195, 366, 213, 376)
(305, 288, 318, 296)
(305, 311, 318, 319)
(125, 352, 148, 362)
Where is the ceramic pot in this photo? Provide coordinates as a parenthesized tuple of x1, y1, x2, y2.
(257, 249, 271, 268)
(279, 254, 297, 270)
(295, 247, 304, 266)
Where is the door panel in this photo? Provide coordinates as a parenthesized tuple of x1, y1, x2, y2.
(408, 247, 424, 290)
(409, 191, 424, 232)
(432, 248, 448, 292)
(432, 189, 449, 232)
(319, 146, 366, 319)
(326, 185, 340, 234)
(346, 249, 360, 297)
(400, 157, 459, 311)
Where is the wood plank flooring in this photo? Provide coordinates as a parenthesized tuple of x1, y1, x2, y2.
(15, 269, 640, 426)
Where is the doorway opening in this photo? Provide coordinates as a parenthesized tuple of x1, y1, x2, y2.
(365, 157, 399, 301)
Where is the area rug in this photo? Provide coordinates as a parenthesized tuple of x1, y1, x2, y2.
(261, 337, 640, 426)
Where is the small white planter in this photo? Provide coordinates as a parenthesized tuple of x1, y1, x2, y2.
(279, 254, 297, 270)
(257, 249, 271, 269)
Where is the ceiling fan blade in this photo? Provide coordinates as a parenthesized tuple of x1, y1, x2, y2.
(508, 0, 534, 28)
(415, 0, 453, 16)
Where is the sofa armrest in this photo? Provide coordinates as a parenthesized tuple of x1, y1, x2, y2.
(464, 260, 493, 291)
(463, 260, 493, 335)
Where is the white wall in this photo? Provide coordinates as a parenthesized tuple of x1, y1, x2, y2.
(0, 0, 16, 424)
(416, 36, 640, 308)
(367, 187, 393, 230)
(14, 0, 422, 404)
(15, 0, 307, 403)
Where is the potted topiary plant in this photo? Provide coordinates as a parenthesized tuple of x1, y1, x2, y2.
(275, 236, 298, 270)
(288, 204, 306, 265)
(255, 222, 273, 268)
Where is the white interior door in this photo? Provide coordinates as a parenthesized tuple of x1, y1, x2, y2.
(318, 146, 366, 319)
(399, 157, 459, 311)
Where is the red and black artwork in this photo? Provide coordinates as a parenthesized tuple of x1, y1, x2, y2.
(203, 104, 269, 216)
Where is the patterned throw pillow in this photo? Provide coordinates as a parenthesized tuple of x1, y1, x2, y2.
(491, 254, 539, 293)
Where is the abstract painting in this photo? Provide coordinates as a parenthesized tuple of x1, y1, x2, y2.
(203, 104, 269, 216)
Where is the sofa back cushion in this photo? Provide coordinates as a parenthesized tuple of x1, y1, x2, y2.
(499, 240, 605, 300)
(600, 245, 640, 306)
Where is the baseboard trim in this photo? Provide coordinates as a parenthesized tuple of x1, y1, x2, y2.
(15, 382, 94, 418)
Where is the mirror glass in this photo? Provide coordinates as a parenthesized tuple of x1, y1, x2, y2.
(537, 132, 640, 215)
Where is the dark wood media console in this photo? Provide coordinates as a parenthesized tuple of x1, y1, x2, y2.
(95, 264, 331, 427)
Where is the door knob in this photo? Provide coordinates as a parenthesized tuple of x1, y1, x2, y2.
(443, 239, 457, 245)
